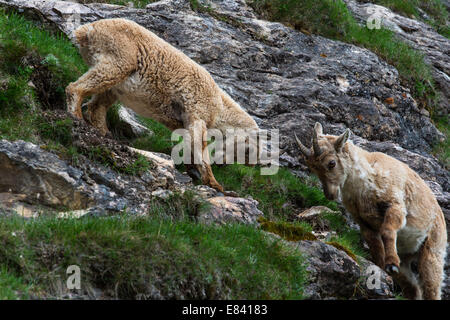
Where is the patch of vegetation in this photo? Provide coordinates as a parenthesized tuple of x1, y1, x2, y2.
(0, 11, 86, 143)
(258, 217, 317, 241)
(0, 215, 307, 299)
(363, 0, 450, 38)
(0, 266, 30, 299)
(214, 164, 338, 220)
(148, 190, 210, 221)
(131, 115, 178, 155)
(37, 117, 73, 147)
(322, 211, 368, 259)
(326, 241, 358, 262)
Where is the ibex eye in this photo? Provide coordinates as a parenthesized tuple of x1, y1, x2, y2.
(328, 160, 336, 169)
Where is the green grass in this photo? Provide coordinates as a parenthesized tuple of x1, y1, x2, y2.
(322, 211, 368, 260)
(258, 217, 317, 241)
(213, 164, 338, 220)
(0, 215, 307, 299)
(131, 115, 178, 155)
(0, 266, 30, 299)
(0, 11, 86, 143)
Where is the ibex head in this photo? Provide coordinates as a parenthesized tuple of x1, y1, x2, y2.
(295, 122, 351, 201)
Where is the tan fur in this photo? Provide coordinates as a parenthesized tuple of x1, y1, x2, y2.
(295, 123, 447, 300)
(66, 18, 258, 192)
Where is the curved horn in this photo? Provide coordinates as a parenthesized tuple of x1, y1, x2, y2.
(294, 133, 311, 157)
(312, 129, 322, 156)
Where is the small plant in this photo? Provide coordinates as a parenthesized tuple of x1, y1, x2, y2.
(148, 190, 210, 221)
(326, 241, 358, 262)
(123, 154, 154, 176)
(37, 117, 73, 147)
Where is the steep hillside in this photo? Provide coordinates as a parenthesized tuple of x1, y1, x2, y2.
(0, 0, 448, 299)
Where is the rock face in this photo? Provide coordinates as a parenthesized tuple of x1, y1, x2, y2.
(0, 138, 264, 224)
(0, 139, 179, 216)
(109, 106, 153, 139)
(200, 196, 263, 225)
(290, 240, 394, 299)
(0, 0, 446, 202)
(343, 0, 450, 116)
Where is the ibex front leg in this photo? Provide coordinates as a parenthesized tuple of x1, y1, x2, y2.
(188, 119, 224, 193)
(66, 58, 131, 120)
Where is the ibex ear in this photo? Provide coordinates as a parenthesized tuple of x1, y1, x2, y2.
(335, 129, 351, 152)
(314, 122, 323, 136)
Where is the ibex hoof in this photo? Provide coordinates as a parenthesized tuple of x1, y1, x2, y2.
(385, 264, 399, 275)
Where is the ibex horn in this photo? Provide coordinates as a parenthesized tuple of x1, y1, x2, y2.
(294, 133, 312, 157)
(312, 129, 322, 157)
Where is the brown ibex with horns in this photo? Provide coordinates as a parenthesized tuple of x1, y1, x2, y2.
(295, 123, 447, 300)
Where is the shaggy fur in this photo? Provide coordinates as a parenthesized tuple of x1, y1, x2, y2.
(66, 18, 258, 192)
(295, 123, 447, 300)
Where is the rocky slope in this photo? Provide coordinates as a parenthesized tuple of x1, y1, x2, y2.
(0, 0, 448, 299)
(1, 0, 446, 204)
(344, 0, 450, 116)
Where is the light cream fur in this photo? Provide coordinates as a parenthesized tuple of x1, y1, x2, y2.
(295, 123, 447, 300)
(66, 18, 258, 192)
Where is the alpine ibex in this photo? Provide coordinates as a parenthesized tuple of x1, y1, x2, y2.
(295, 123, 447, 300)
(66, 18, 258, 193)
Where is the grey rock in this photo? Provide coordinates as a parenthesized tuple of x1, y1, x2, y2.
(199, 196, 263, 225)
(290, 240, 394, 299)
(343, 0, 450, 116)
(0, 139, 185, 216)
(110, 106, 153, 139)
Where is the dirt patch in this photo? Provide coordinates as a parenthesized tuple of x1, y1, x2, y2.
(23, 53, 66, 110)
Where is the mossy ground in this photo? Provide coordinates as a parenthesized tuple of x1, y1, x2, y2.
(258, 217, 317, 241)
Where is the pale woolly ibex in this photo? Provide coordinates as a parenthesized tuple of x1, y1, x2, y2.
(295, 123, 447, 300)
(66, 18, 259, 192)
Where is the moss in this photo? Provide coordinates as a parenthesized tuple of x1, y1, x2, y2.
(326, 241, 358, 262)
(258, 217, 317, 241)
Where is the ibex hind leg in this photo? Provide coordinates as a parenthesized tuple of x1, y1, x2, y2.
(418, 237, 446, 300)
